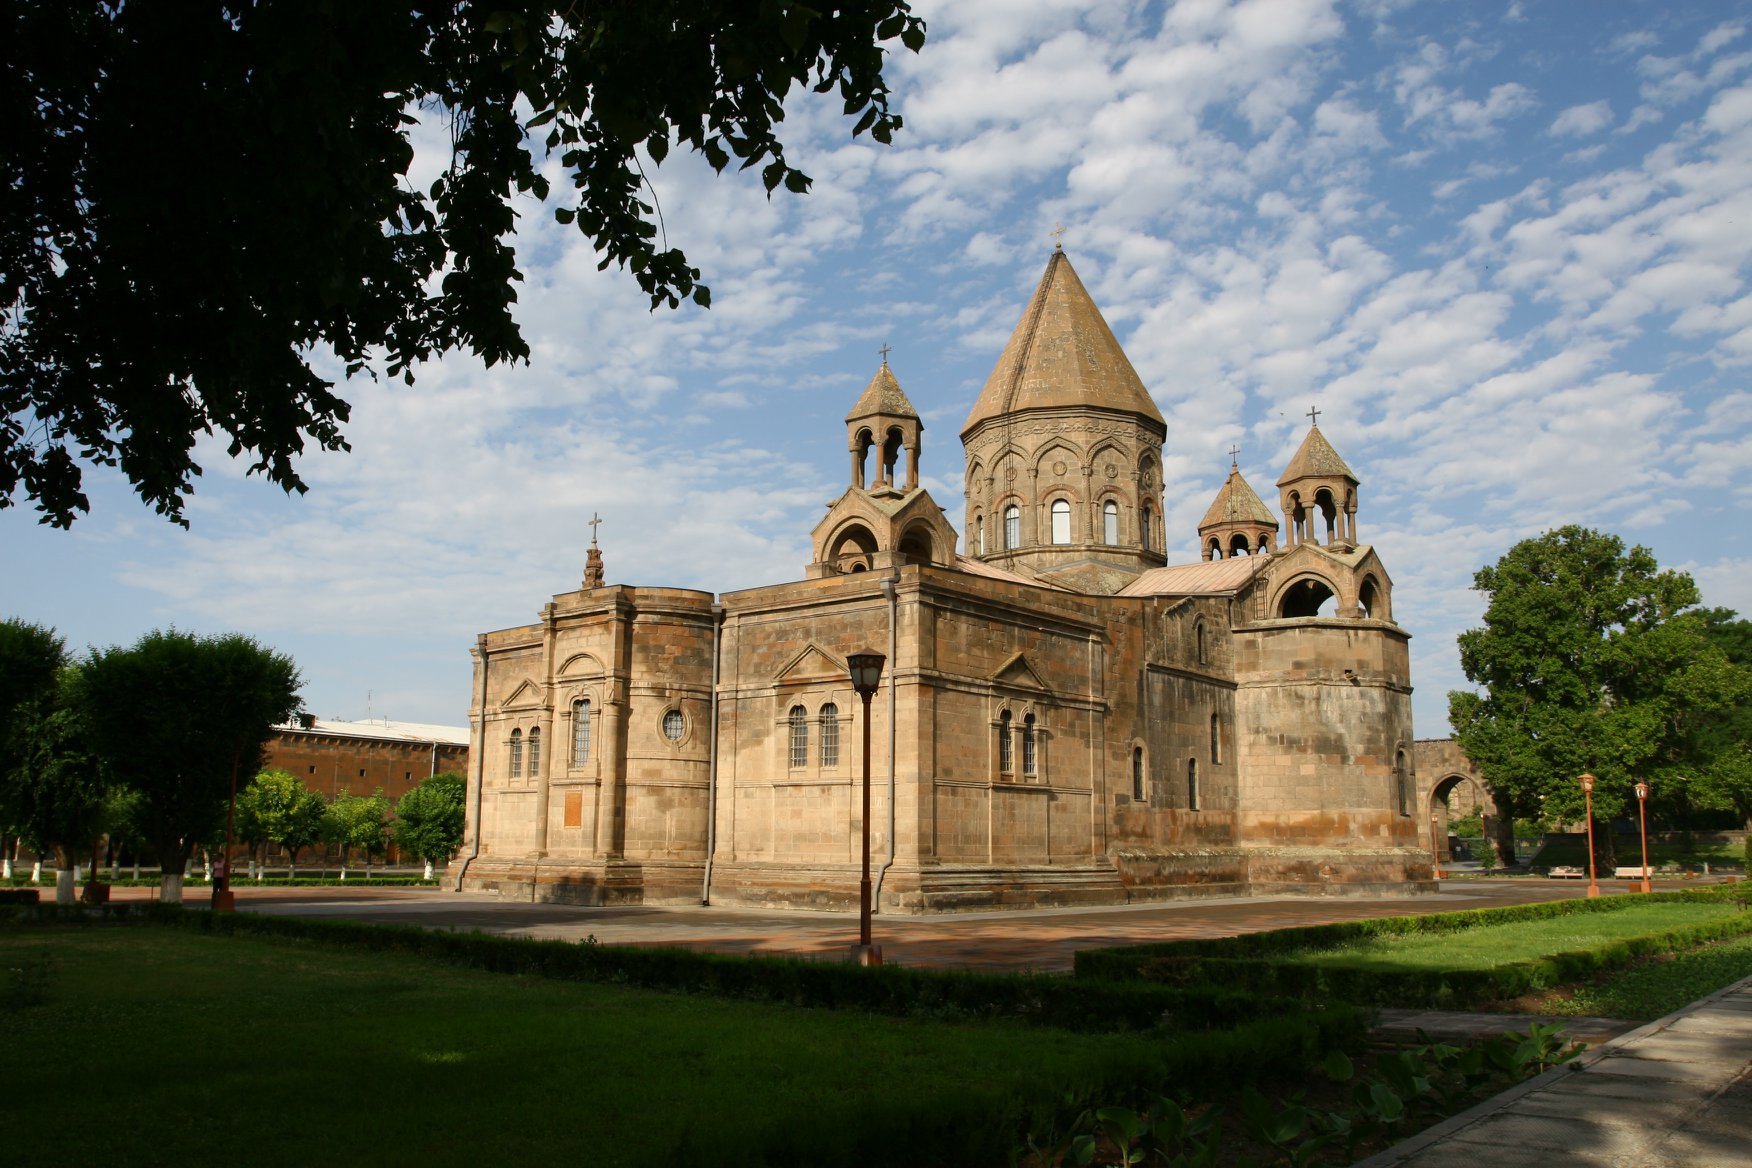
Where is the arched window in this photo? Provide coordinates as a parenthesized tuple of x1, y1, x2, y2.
(527, 726, 541, 776)
(998, 710, 1013, 773)
(1210, 713, 1222, 765)
(508, 728, 523, 779)
(662, 710, 685, 741)
(1395, 750, 1410, 817)
(1195, 621, 1206, 664)
(975, 515, 984, 555)
(819, 703, 840, 767)
(1132, 746, 1145, 801)
(1141, 504, 1153, 551)
(572, 700, 591, 766)
(788, 705, 809, 768)
(1022, 713, 1037, 774)
(1050, 499, 1071, 544)
(1003, 505, 1020, 550)
(1187, 758, 1200, 810)
(1103, 500, 1119, 545)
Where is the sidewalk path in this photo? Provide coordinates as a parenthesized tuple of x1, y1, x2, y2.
(1358, 973, 1752, 1167)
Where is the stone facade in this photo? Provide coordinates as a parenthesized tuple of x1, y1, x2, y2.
(265, 717, 469, 803)
(460, 248, 1433, 910)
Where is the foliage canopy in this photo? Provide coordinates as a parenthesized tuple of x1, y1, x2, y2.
(394, 770, 467, 866)
(1448, 527, 1748, 850)
(2, 1, 925, 527)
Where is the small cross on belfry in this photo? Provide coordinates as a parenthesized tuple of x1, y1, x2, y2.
(879, 342, 891, 367)
(588, 511, 602, 546)
(1051, 222, 1065, 250)
(1229, 444, 1240, 467)
(1307, 405, 1321, 427)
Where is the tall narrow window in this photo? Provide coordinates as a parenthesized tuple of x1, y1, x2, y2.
(1210, 713, 1222, 765)
(998, 710, 1013, 772)
(509, 728, 523, 779)
(975, 516, 984, 555)
(1141, 505, 1154, 551)
(1188, 758, 1200, 810)
(1103, 500, 1119, 545)
(1132, 747, 1145, 800)
(1003, 505, 1020, 550)
(572, 700, 591, 766)
(1050, 499, 1071, 544)
(1395, 750, 1410, 816)
(528, 726, 541, 776)
(819, 703, 840, 767)
(1196, 621, 1206, 664)
(788, 705, 809, 768)
(1022, 713, 1037, 774)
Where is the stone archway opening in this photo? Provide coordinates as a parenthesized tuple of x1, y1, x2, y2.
(1280, 577, 1336, 618)
(1429, 772, 1494, 864)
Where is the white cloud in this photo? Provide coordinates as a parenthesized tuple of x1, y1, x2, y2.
(1551, 100, 1613, 137)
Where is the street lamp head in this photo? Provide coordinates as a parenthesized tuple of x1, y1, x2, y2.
(847, 651, 886, 696)
(1579, 772, 1595, 794)
(1635, 781, 1649, 801)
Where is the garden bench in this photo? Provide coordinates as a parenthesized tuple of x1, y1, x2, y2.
(1546, 866, 1584, 878)
(1614, 866, 1652, 879)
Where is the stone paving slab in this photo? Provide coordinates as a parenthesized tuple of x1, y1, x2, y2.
(1356, 973, 1752, 1167)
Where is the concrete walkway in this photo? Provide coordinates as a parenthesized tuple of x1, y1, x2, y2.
(1359, 973, 1752, 1167)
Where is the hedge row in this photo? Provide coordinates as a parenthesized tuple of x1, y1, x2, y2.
(1076, 885, 1748, 978)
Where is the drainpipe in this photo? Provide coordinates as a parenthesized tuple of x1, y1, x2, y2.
(451, 635, 490, 891)
(873, 569, 900, 910)
(702, 604, 725, 904)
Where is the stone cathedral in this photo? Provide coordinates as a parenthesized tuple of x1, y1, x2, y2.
(460, 248, 1430, 911)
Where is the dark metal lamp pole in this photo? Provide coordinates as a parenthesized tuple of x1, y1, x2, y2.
(847, 650, 886, 966)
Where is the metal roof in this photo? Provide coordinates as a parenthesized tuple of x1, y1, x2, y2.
(279, 717, 470, 746)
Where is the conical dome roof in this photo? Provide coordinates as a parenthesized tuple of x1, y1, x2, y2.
(847, 362, 919, 422)
(961, 250, 1164, 435)
(1277, 425, 1357, 486)
(1199, 465, 1278, 531)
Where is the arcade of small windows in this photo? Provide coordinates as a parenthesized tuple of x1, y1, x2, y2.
(996, 708, 1042, 778)
(787, 702, 844, 768)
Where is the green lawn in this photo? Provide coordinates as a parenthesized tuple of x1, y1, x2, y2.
(1540, 931, 1752, 1020)
(1285, 902, 1744, 972)
(0, 927, 1155, 1167)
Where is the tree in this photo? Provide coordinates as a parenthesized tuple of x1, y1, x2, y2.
(1684, 608, 1752, 830)
(237, 769, 327, 878)
(394, 772, 467, 879)
(78, 631, 301, 902)
(1448, 527, 1745, 873)
(0, 618, 68, 885)
(326, 789, 393, 877)
(3, 1, 926, 528)
(4, 666, 108, 904)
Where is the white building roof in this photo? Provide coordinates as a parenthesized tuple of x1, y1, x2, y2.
(279, 717, 470, 747)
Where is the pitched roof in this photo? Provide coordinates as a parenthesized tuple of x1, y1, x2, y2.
(1198, 465, 1279, 531)
(1115, 557, 1268, 597)
(846, 363, 919, 422)
(1277, 426, 1357, 486)
(953, 555, 1072, 591)
(962, 250, 1164, 435)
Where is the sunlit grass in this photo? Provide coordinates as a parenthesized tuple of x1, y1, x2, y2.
(1284, 903, 1742, 972)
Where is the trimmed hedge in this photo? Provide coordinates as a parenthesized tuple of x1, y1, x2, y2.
(0, 888, 40, 905)
(1076, 887, 1752, 1009)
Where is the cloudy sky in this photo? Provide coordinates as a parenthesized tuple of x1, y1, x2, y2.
(5, 0, 1750, 739)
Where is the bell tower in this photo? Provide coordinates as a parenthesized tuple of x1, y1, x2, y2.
(1197, 454, 1279, 560)
(1277, 410, 1359, 552)
(807, 359, 958, 578)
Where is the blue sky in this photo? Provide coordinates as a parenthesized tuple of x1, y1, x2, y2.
(5, 0, 1750, 739)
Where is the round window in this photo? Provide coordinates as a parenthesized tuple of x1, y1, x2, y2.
(662, 710, 685, 741)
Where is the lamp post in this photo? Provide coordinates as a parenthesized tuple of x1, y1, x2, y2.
(1429, 809, 1443, 880)
(1635, 781, 1652, 894)
(847, 650, 886, 966)
(1580, 772, 1600, 898)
